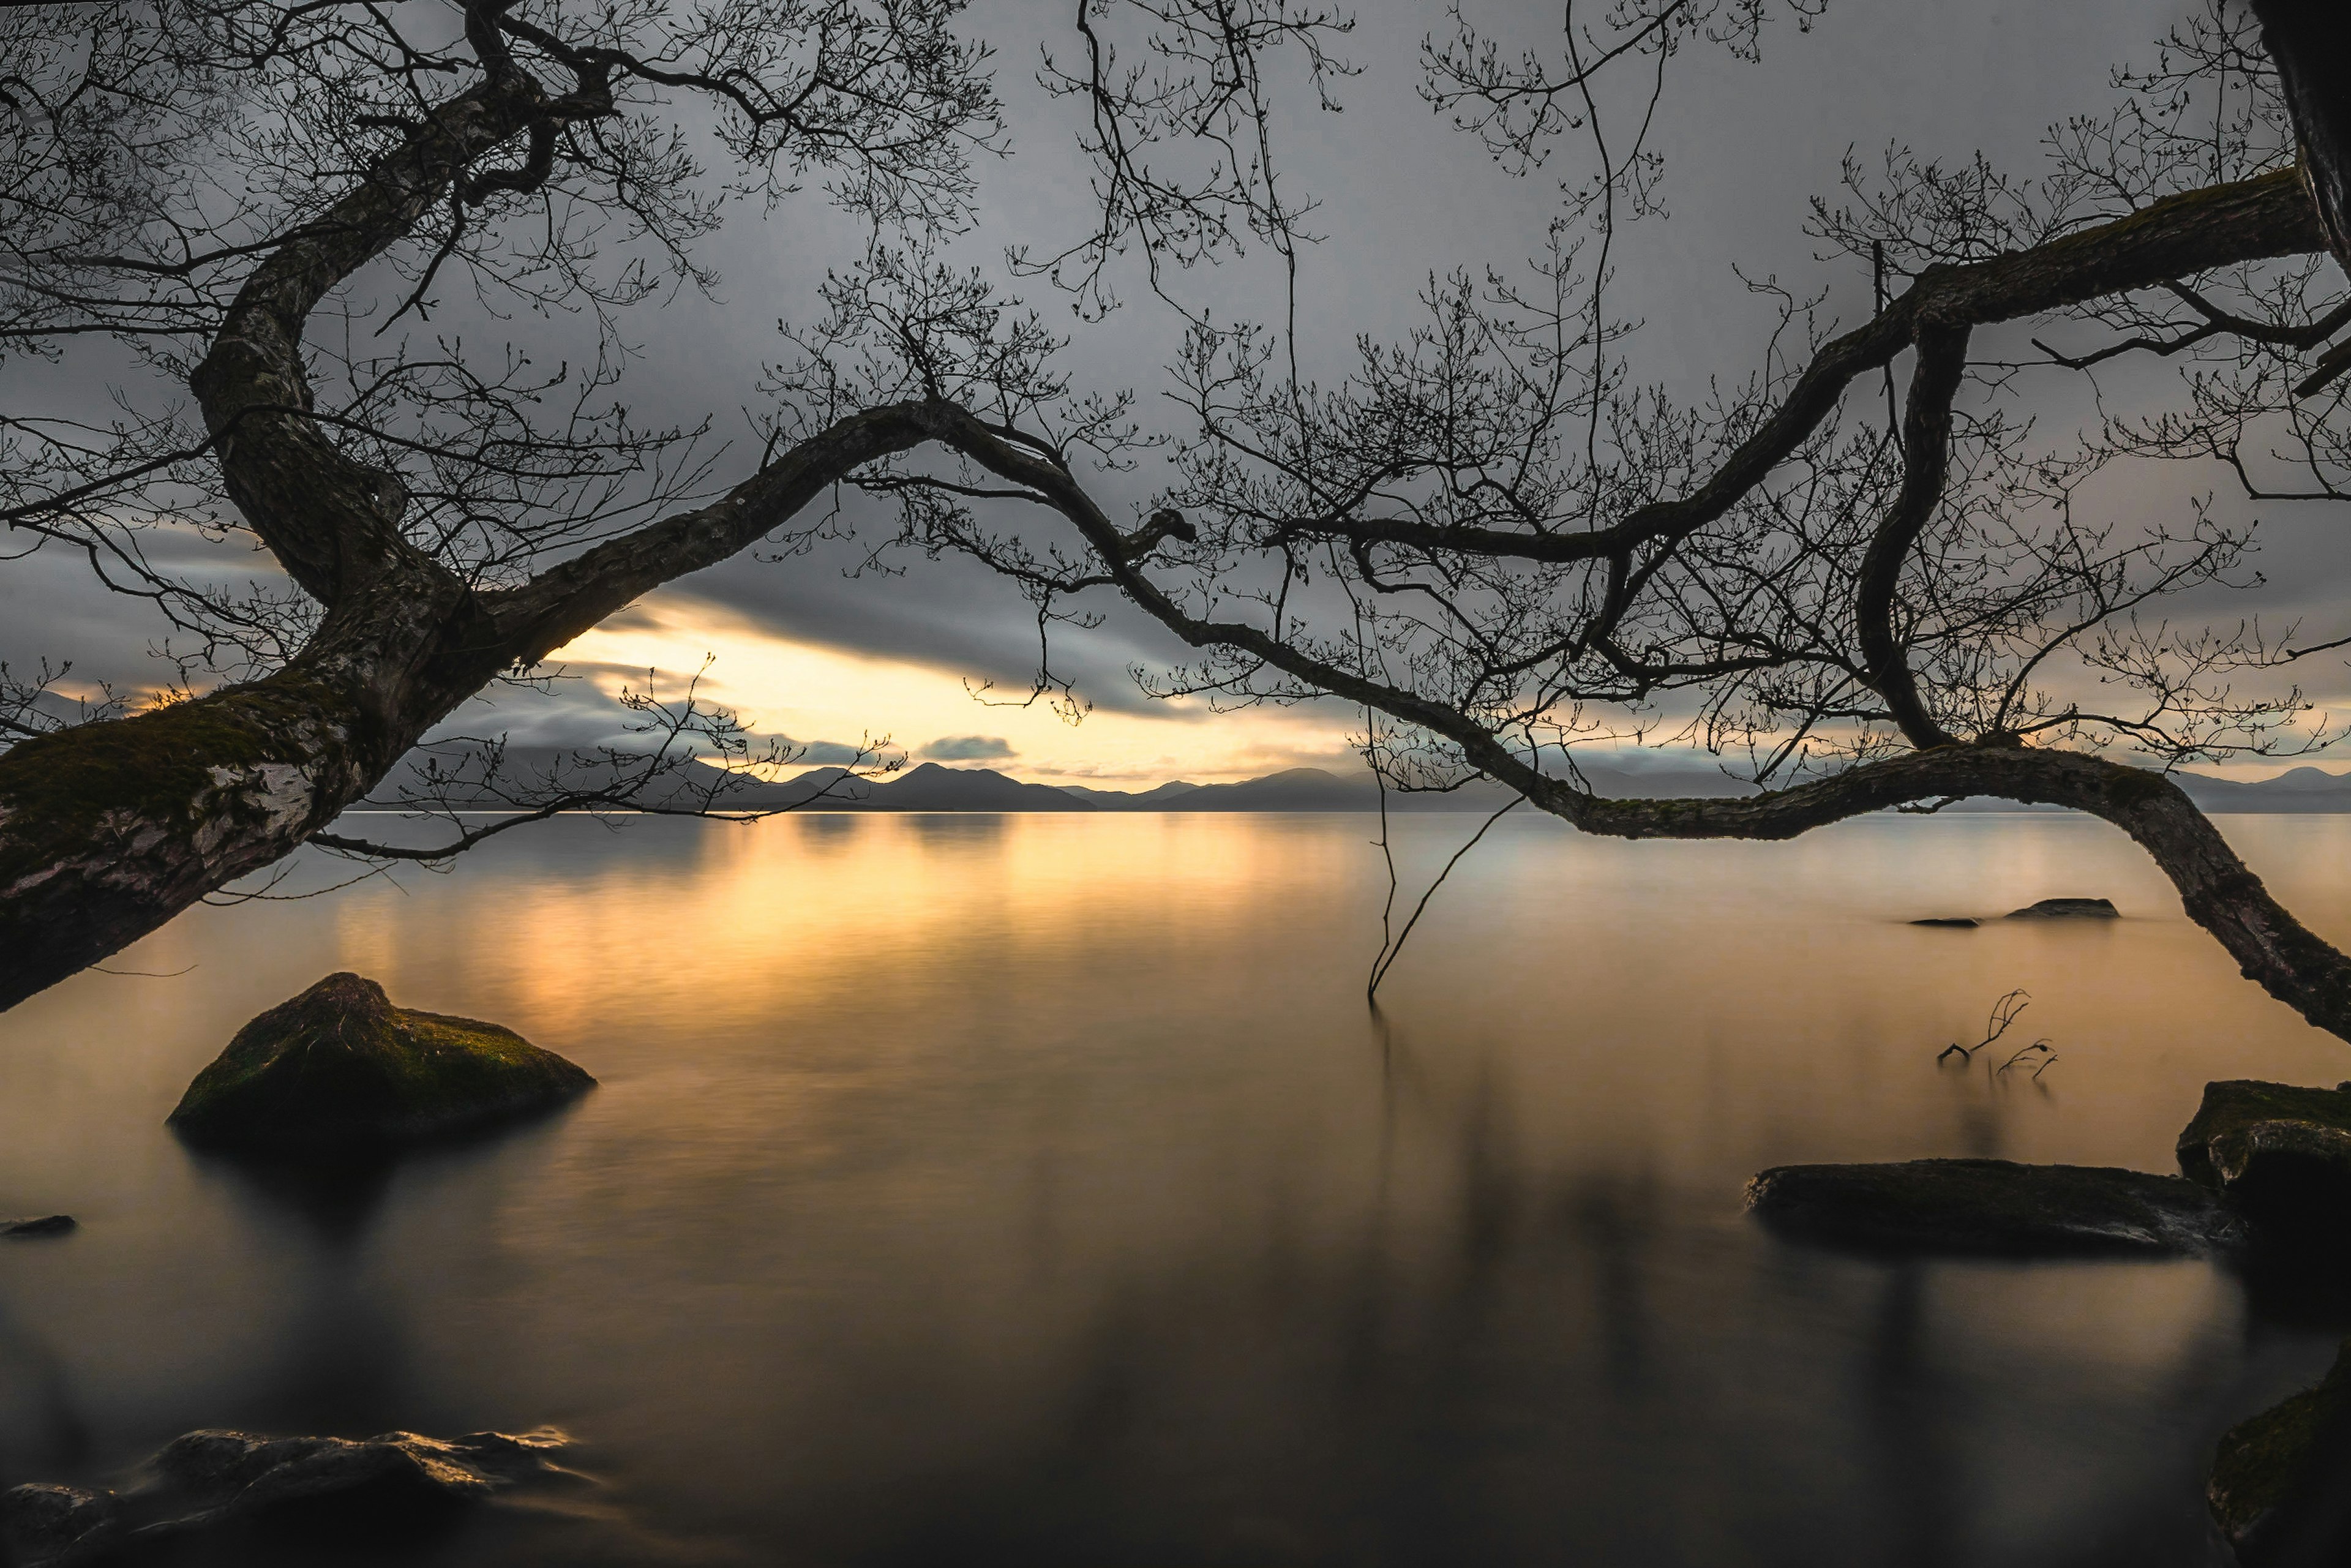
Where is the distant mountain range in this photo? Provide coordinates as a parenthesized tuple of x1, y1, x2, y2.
(361, 751, 2351, 814)
(2169, 766, 2351, 812)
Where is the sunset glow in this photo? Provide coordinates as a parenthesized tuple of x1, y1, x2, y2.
(554, 596, 1363, 786)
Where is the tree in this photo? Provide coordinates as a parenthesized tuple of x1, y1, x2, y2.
(0, 0, 1010, 1004)
(842, 0, 2351, 1041)
(6, 0, 2351, 1041)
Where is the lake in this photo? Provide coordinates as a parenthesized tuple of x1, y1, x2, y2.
(6, 809, 2351, 1566)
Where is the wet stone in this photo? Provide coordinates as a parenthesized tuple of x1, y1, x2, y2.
(2176, 1079, 2351, 1240)
(0, 1427, 577, 1568)
(168, 972, 593, 1153)
(1744, 1158, 2241, 1257)
(2004, 896, 2119, 919)
(2208, 1340, 2351, 1567)
(0, 1215, 75, 1238)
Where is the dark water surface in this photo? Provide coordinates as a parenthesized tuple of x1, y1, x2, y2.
(7, 811, 2351, 1566)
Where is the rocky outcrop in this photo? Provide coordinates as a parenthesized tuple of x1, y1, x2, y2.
(1742, 1158, 2241, 1256)
(2208, 1340, 2351, 1567)
(1908, 917, 1981, 928)
(2177, 1079, 2351, 1220)
(0, 1215, 73, 1239)
(0, 1427, 576, 1567)
(1742, 1076, 2351, 1554)
(168, 972, 593, 1153)
(2006, 897, 2119, 918)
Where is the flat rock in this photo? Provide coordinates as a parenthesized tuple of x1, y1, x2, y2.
(2209, 1339, 2351, 1566)
(1744, 1158, 2240, 1256)
(2004, 896, 2118, 919)
(2178, 1079, 2351, 1217)
(168, 973, 593, 1153)
(0, 1215, 75, 1238)
(0, 1427, 574, 1568)
(1908, 917, 1981, 928)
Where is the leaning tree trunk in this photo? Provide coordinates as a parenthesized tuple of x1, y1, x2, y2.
(2250, 0, 2351, 272)
(0, 382, 941, 1013)
(0, 53, 949, 1010)
(0, 569, 491, 1011)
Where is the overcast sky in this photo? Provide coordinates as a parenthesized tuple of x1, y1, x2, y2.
(17, 0, 2345, 783)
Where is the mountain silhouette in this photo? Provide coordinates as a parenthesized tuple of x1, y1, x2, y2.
(358, 749, 2351, 815)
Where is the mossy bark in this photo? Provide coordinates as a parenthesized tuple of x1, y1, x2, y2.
(0, 584, 480, 1011)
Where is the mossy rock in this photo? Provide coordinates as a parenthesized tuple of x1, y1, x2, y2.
(168, 973, 593, 1152)
(1744, 1158, 2240, 1257)
(2177, 1080, 2351, 1208)
(2004, 897, 2119, 919)
(2172, 1081, 2351, 1189)
(1, 1424, 573, 1568)
(2210, 1339, 2351, 1564)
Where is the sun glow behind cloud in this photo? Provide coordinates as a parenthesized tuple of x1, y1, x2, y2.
(552, 597, 1360, 786)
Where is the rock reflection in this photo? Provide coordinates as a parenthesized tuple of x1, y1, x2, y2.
(0, 1299, 89, 1480)
(1861, 1263, 1961, 1568)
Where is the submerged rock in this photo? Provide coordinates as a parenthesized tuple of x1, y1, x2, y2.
(2178, 1080, 2351, 1218)
(1744, 1158, 2240, 1256)
(2209, 1340, 2351, 1566)
(168, 973, 593, 1153)
(1908, 917, 1981, 928)
(0, 1215, 74, 1238)
(2004, 896, 2119, 918)
(0, 1426, 574, 1567)
(0, 1485, 118, 1566)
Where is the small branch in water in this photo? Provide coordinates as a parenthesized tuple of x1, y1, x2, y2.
(1937, 988, 2031, 1064)
(1998, 1039, 2058, 1079)
(1366, 792, 1524, 1001)
(1369, 710, 1401, 983)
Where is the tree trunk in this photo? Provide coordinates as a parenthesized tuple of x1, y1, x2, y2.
(0, 566, 501, 1010)
(2249, 0, 2351, 271)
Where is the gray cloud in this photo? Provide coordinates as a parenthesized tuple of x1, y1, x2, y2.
(413, 661, 885, 768)
(919, 735, 1016, 761)
(792, 739, 876, 765)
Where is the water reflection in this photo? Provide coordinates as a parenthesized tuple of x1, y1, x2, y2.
(901, 812, 1011, 849)
(0, 1296, 89, 1476)
(7, 812, 2351, 1563)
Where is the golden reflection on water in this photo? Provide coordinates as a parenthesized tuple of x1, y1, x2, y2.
(7, 811, 2351, 1565)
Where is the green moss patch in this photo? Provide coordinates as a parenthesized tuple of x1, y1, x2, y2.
(168, 972, 593, 1152)
(0, 679, 353, 888)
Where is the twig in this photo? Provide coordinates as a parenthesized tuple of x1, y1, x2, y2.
(1366, 793, 1523, 1000)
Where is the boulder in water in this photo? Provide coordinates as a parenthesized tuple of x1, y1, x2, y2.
(2004, 897, 2119, 918)
(2208, 1340, 2351, 1566)
(1744, 1158, 2240, 1256)
(168, 973, 593, 1153)
(0, 1215, 74, 1239)
(0, 1426, 574, 1568)
(1908, 917, 1981, 928)
(2178, 1079, 2351, 1221)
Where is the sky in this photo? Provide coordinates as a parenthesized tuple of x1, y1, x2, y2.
(12, 0, 2349, 784)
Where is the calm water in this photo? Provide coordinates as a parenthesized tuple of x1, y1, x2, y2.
(7, 811, 2351, 1566)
